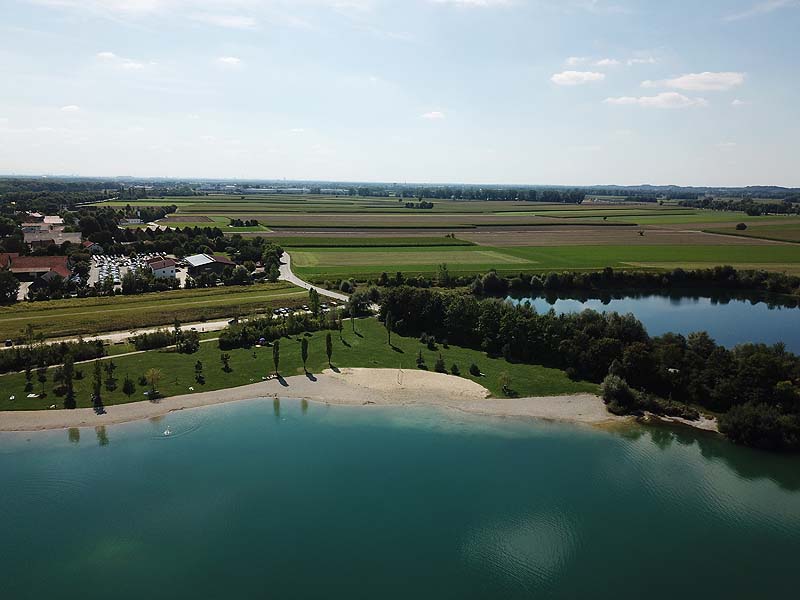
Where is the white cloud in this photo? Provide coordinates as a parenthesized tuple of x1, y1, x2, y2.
(190, 13, 258, 29)
(642, 72, 745, 91)
(215, 56, 243, 69)
(594, 58, 620, 67)
(421, 111, 445, 120)
(95, 50, 146, 70)
(60, 105, 80, 112)
(429, 0, 512, 6)
(550, 70, 605, 85)
(290, 128, 307, 133)
(565, 56, 588, 66)
(717, 141, 738, 149)
(731, 98, 750, 106)
(626, 56, 656, 66)
(604, 92, 708, 109)
(724, 0, 799, 21)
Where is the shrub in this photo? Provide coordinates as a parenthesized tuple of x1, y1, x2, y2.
(434, 354, 446, 373)
(469, 363, 481, 376)
(451, 363, 460, 376)
(600, 374, 639, 415)
(735, 222, 748, 231)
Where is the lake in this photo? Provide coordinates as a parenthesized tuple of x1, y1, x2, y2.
(509, 292, 800, 352)
(2, 399, 799, 599)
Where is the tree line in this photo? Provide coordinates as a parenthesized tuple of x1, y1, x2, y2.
(379, 286, 800, 451)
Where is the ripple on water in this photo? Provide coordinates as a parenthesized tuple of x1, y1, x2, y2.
(144, 408, 212, 441)
(461, 511, 579, 593)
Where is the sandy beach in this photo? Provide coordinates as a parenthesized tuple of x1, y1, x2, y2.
(0, 368, 633, 432)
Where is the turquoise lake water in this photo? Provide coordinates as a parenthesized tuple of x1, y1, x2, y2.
(2, 399, 799, 599)
(509, 293, 800, 352)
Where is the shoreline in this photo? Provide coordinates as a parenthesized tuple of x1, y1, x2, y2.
(0, 368, 717, 434)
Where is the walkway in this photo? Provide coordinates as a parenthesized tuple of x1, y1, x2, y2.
(278, 251, 350, 302)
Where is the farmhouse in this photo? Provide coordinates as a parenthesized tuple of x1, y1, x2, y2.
(147, 257, 178, 279)
(184, 253, 235, 276)
(0, 253, 71, 280)
(23, 230, 82, 248)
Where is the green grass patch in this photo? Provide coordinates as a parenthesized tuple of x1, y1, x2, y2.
(288, 244, 800, 280)
(0, 319, 596, 411)
(705, 223, 800, 244)
(0, 283, 306, 341)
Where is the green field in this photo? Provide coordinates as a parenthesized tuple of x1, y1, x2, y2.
(97, 194, 799, 232)
(706, 223, 800, 243)
(289, 244, 800, 279)
(0, 318, 597, 411)
(0, 283, 306, 341)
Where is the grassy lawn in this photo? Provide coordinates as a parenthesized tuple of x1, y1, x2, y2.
(0, 283, 306, 341)
(289, 244, 800, 280)
(0, 318, 597, 411)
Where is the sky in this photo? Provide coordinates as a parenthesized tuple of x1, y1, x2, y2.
(0, 0, 798, 187)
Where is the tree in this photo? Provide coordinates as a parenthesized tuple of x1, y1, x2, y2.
(145, 368, 162, 398)
(326, 332, 333, 367)
(308, 288, 320, 319)
(273, 340, 280, 376)
(301, 337, 309, 373)
(434, 353, 446, 373)
(37, 364, 48, 396)
(122, 374, 136, 398)
(0, 270, 20, 304)
(195, 360, 204, 384)
(24, 364, 33, 392)
(63, 354, 75, 409)
(104, 359, 117, 391)
(220, 353, 231, 373)
(89, 359, 103, 409)
(385, 310, 393, 346)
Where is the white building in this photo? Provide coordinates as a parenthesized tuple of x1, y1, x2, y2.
(147, 257, 178, 279)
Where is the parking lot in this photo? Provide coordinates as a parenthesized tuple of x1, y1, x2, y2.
(89, 253, 188, 288)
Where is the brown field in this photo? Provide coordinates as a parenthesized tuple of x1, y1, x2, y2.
(161, 215, 214, 223)
(459, 227, 789, 247)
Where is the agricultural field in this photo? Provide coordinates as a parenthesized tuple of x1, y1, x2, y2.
(0, 318, 597, 411)
(290, 244, 800, 280)
(0, 283, 306, 341)
(271, 236, 474, 248)
(705, 222, 800, 244)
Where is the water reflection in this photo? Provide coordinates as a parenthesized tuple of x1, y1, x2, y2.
(508, 291, 800, 351)
(616, 421, 800, 492)
(67, 428, 80, 444)
(95, 426, 109, 447)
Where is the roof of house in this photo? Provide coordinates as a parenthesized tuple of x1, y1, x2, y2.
(3, 255, 71, 278)
(24, 231, 82, 245)
(43, 216, 64, 225)
(0, 253, 18, 269)
(82, 241, 95, 248)
(148, 258, 177, 270)
(185, 253, 235, 268)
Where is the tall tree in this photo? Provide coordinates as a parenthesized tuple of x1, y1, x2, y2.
(308, 288, 320, 319)
(301, 337, 309, 373)
(385, 310, 393, 346)
(326, 332, 333, 367)
(145, 368, 162, 398)
(273, 340, 280, 376)
(63, 354, 75, 409)
(92, 360, 103, 408)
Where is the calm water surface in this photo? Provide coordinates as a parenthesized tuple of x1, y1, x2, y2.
(509, 293, 800, 352)
(1, 400, 799, 599)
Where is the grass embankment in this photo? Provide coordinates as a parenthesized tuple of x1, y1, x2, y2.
(0, 318, 597, 411)
(0, 283, 306, 341)
(289, 244, 800, 280)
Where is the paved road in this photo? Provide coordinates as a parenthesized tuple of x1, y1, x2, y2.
(278, 251, 350, 302)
